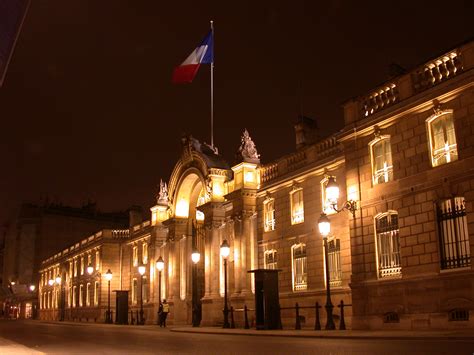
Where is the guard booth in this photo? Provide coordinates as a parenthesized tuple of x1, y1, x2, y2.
(248, 269, 281, 330)
(114, 290, 129, 324)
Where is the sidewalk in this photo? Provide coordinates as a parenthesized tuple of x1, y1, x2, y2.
(169, 326, 474, 340)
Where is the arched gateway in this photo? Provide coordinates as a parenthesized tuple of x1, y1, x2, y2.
(151, 134, 260, 326)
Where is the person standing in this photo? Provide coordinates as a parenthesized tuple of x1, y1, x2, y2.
(161, 299, 170, 327)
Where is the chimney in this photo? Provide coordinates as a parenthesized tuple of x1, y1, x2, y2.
(128, 205, 143, 228)
(294, 115, 319, 150)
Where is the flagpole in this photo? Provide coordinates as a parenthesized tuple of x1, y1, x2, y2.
(210, 20, 214, 148)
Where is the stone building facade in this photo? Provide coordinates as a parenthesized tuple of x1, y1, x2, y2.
(38, 39, 474, 330)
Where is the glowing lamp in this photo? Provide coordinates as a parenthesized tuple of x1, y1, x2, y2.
(318, 213, 331, 238)
(86, 264, 94, 275)
(326, 176, 340, 204)
(29, 285, 36, 292)
(138, 264, 146, 276)
(191, 249, 201, 264)
(155, 257, 164, 272)
(105, 269, 113, 281)
(220, 240, 230, 259)
(48, 279, 54, 286)
(55, 275, 61, 284)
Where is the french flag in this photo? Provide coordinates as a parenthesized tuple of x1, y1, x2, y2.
(172, 31, 213, 84)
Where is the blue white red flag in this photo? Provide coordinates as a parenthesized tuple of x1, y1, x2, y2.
(172, 31, 213, 84)
(0, 0, 30, 88)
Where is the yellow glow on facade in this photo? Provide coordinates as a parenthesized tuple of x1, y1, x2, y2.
(175, 198, 189, 218)
(348, 185, 358, 202)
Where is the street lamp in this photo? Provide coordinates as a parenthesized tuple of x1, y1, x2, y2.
(191, 248, 201, 327)
(87, 264, 94, 275)
(220, 239, 230, 329)
(138, 264, 146, 325)
(318, 213, 336, 330)
(104, 269, 113, 323)
(29, 285, 36, 292)
(325, 176, 357, 217)
(48, 279, 54, 286)
(155, 257, 164, 325)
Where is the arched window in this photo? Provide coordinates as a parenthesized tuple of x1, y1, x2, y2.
(290, 188, 304, 225)
(375, 212, 401, 278)
(369, 136, 393, 185)
(263, 198, 275, 231)
(321, 176, 337, 215)
(426, 110, 457, 167)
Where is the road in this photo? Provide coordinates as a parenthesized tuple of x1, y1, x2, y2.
(0, 319, 473, 354)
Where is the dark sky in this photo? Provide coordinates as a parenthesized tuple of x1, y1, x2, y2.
(1, 0, 473, 223)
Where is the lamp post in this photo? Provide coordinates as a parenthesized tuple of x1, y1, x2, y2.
(104, 269, 113, 323)
(138, 264, 146, 325)
(325, 176, 357, 217)
(220, 240, 230, 329)
(191, 248, 201, 327)
(55, 275, 63, 321)
(155, 257, 164, 325)
(318, 213, 335, 330)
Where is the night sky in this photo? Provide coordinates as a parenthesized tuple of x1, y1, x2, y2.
(1, 1, 473, 223)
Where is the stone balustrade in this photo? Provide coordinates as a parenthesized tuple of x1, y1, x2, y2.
(360, 83, 398, 118)
(411, 51, 463, 93)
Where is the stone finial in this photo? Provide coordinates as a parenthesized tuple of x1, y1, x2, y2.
(237, 129, 260, 163)
(157, 179, 169, 205)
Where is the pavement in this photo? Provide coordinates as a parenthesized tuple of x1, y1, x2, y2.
(38, 320, 474, 340)
(169, 325, 474, 340)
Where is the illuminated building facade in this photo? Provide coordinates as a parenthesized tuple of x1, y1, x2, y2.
(39, 40, 474, 329)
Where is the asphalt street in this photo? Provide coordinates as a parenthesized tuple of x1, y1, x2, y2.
(0, 320, 473, 355)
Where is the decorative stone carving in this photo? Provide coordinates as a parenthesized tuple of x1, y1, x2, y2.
(237, 129, 260, 164)
(157, 179, 169, 206)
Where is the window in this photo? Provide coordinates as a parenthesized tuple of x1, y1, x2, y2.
(321, 177, 337, 215)
(264, 249, 277, 269)
(180, 237, 186, 300)
(48, 291, 51, 309)
(87, 254, 92, 269)
(74, 259, 78, 277)
(80, 256, 84, 275)
(72, 286, 77, 307)
(86, 283, 91, 306)
(69, 262, 73, 279)
(79, 284, 83, 307)
(95, 250, 100, 270)
(427, 110, 458, 167)
(68, 286, 72, 308)
(375, 212, 401, 278)
(94, 281, 99, 306)
(142, 277, 148, 303)
(437, 197, 470, 269)
(132, 278, 138, 304)
(142, 243, 148, 264)
(325, 238, 342, 287)
(133, 246, 138, 267)
(290, 188, 304, 224)
(369, 136, 393, 185)
(264, 198, 276, 231)
(291, 243, 307, 291)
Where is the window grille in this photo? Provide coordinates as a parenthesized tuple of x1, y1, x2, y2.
(370, 137, 393, 185)
(292, 244, 307, 291)
(448, 309, 469, 321)
(375, 212, 401, 278)
(94, 282, 99, 306)
(427, 111, 458, 167)
(438, 197, 470, 269)
(86, 283, 91, 306)
(264, 199, 276, 231)
(327, 239, 342, 287)
(79, 284, 83, 307)
(264, 250, 277, 269)
(383, 312, 400, 323)
(291, 189, 304, 224)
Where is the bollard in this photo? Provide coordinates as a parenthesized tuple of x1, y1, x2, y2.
(244, 305, 250, 329)
(278, 304, 283, 330)
(295, 303, 301, 330)
(314, 302, 321, 330)
(339, 300, 346, 330)
(230, 307, 235, 329)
